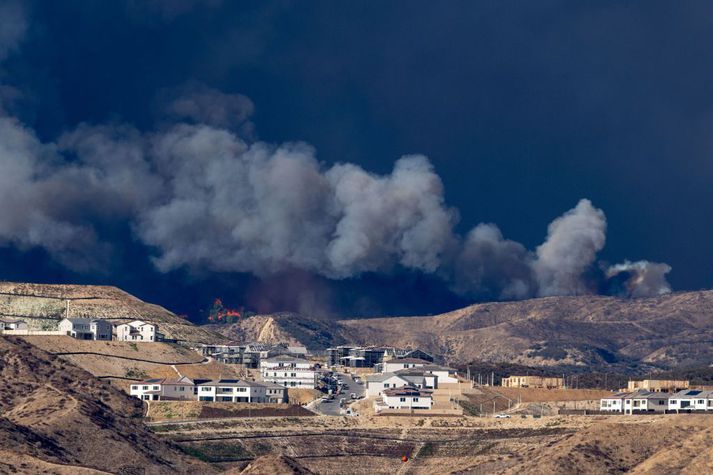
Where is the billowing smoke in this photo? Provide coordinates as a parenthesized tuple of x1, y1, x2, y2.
(0, 10, 673, 301)
(534, 199, 607, 296)
(606, 260, 672, 298)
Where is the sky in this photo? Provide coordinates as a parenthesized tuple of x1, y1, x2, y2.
(0, 0, 711, 320)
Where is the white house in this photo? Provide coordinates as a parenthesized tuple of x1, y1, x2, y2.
(619, 390, 669, 414)
(600, 392, 627, 412)
(381, 357, 430, 373)
(379, 386, 433, 411)
(260, 355, 318, 389)
(58, 318, 112, 340)
(394, 369, 438, 389)
(417, 364, 459, 384)
(668, 389, 713, 412)
(0, 319, 28, 331)
(115, 320, 158, 342)
(130, 379, 165, 401)
(366, 373, 412, 397)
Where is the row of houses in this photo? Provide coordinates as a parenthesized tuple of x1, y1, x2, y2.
(601, 389, 713, 414)
(197, 342, 308, 368)
(130, 376, 288, 403)
(326, 346, 434, 368)
(1, 317, 161, 342)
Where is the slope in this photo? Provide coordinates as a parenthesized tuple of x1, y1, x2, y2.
(0, 281, 224, 344)
(0, 335, 211, 474)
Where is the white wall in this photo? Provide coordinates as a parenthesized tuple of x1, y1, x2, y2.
(382, 394, 432, 410)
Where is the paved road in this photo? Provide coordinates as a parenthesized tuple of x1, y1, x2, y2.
(312, 372, 365, 416)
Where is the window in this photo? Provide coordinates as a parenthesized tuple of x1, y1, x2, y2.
(413, 397, 419, 402)
(131, 386, 138, 390)
(153, 386, 159, 390)
(179, 387, 185, 391)
(201, 387, 211, 392)
(400, 397, 406, 402)
(142, 386, 148, 390)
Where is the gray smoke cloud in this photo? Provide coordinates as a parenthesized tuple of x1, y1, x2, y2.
(534, 199, 607, 296)
(0, 8, 673, 299)
(606, 260, 672, 298)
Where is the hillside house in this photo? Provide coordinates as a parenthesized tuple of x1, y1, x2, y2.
(130, 377, 195, 401)
(381, 357, 431, 373)
(668, 389, 713, 412)
(501, 375, 564, 389)
(627, 379, 689, 393)
(417, 364, 459, 384)
(379, 386, 433, 411)
(115, 320, 157, 342)
(260, 355, 318, 389)
(0, 319, 28, 331)
(58, 318, 112, 340)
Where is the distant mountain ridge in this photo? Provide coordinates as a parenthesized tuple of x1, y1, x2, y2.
(212, 290, 713, 370)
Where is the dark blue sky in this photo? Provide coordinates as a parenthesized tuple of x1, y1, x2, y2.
(1, 0, 712, 318)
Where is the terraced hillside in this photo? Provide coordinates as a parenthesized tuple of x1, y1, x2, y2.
(0, 282, 225, 344)
(0, 336, 210, 474)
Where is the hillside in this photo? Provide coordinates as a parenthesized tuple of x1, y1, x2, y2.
(0, 336, 210, 474)
(0, 282, 225, 344)
(213, 290, 713, 370)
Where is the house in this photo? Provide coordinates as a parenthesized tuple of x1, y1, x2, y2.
(196, 379, 270, 402)
(622, 390, 669, 414)
(115, 320, 158, 342)
(379, 385, 433, 411)
(501, 375, 564, 389)
(393, 369, 438, 389)
(417, 364, 459, 384)
(627, 379, 689, 393)
(58, 318, 112, 340)
(381, 357, 431, 373)
(260, 381, 289, 403)
(260, 355, 318, 389)
(130, 377, 196, 401)
(668, 389, 713, 412)
(0, 319, 28, 331)
(366, 373, 413, 397)
(600, 392, 628, 412)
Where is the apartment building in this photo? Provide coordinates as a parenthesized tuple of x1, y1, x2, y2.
(501, 375, 564, 389)
(260, 355, 318, 389)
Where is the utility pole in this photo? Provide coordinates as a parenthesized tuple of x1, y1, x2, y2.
(65, 299, 70, 319)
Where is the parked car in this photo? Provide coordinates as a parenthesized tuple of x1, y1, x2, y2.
(494, 414, 511, 419)
(321, 397, 331, 402)
(350, 393, 357, 399)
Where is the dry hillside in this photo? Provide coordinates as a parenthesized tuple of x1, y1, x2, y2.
(0, 336, 210, 474)
(214, 290, 713, 370)
(0, 281, 225, 344)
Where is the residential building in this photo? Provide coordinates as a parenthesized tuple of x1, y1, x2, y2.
(384, 348, 434, 363)
(58, 318, 112, 340)
(417, 364, 459, 384)
(668, 389, 713, 412)
(115, 320, 158, 342)
(0, 319, 28, 331)
(622, 390, 669, 414)
(260, 355, 318, 389)
(501, 375, 564, 389)
(130, 377, 288, 403)
(394, 369, 439, 389)
(600, 392, 627, 412)
(381, 357, 431, 373)
(327, 346, 354, 367)
(366, 373, 413, 397)
(627, 379, 689, 393)
(380, 386, 433, 411)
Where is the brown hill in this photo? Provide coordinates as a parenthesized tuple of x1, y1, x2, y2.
(0, 335, 210, 474)
(0, 281, 224, 344)
(235, 455, 315, 475)
(213, 290, 713, 369)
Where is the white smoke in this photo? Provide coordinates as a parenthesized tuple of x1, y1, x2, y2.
(534, 199, 607, 296)
(606, 260, 672, 297)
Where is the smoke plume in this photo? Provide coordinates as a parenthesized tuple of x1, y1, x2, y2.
(0, 10, 673, 301)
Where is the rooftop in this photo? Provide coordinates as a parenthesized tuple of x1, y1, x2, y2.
(386, 357, 431, 365)
(383, 385, 433, 397)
